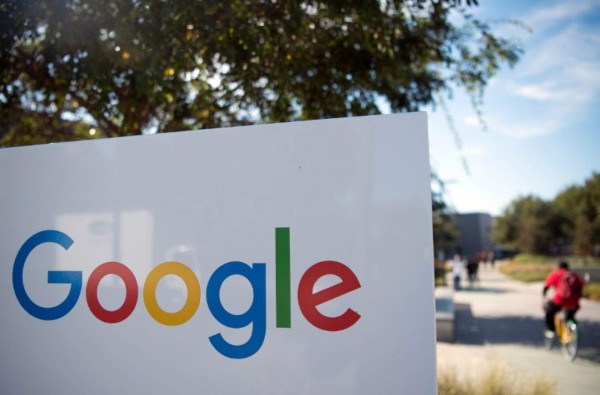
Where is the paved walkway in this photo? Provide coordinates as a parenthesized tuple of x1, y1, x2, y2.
(436, 264, 600, 395)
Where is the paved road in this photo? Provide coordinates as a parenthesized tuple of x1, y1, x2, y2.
(436, 264, 600, 395)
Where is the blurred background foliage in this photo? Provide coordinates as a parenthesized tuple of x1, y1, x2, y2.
(1, 0, 520, 146)
(494, 172, 600, 257)
(432, 170, 460, 259)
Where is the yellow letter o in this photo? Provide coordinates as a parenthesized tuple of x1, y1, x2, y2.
(144, 262, 200, 326)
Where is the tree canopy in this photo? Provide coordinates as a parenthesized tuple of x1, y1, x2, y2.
(0, 0, 520, 146)
(494, 173, 600, 256)
(431, 171, 459, 259)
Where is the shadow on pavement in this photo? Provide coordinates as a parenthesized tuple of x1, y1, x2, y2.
(456, 286, 507, 294)
(454, 302, 600, 364)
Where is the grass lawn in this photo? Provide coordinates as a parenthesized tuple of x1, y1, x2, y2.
(514, 253, 600, 267)
(500, 254, 600, 301)
(499, 260, 553, 283)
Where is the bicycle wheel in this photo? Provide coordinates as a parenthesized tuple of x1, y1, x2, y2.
(561, 320, 578, 362)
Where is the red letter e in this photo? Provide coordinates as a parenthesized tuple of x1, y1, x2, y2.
(298, 260, 361, 331)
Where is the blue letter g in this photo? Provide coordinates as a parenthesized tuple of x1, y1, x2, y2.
(13, 230, 82, 320)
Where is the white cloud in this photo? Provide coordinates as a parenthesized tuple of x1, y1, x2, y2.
(430, 1, 600, 215)
(510, 83, 555, 101)
(495, 6, 600, 138)
(460, 144, 487, 158)
(494, 119, 561, 139)
(463, 115, 480, 126)
(528, 0, 598, 27)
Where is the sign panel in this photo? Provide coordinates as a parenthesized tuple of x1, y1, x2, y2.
(0, 113, 436, 394)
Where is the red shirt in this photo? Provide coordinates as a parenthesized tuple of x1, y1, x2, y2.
(544, 268, 583, 308)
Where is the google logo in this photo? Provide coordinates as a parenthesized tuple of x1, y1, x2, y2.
(12, 228, 361, 359)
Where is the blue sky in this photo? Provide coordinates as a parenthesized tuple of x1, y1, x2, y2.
(427, 0, 600, 216)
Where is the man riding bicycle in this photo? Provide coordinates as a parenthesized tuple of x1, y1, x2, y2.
(543, 261, 584, 339)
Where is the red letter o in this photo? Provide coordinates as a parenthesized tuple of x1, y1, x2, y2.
(86, 262, 138, 323)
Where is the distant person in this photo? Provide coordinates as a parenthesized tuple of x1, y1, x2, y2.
(488, 251, 495, 268)
(542, 261, 584, 339)
(466, 255, 479, 287)
(452, 254, 464, 290)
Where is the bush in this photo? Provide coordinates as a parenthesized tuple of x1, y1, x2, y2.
(434, 261, 448, 287)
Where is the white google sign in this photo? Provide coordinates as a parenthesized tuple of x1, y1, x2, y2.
(0, 113, 436, 394)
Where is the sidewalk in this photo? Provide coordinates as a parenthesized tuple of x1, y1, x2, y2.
(436, 264, 600, 395)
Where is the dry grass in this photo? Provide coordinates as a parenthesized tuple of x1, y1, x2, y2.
(583, 282, 600, 301)
(499, 260, 553, 283)
(501, 259, 600, 300)
(438, 360, 556, 395)
(514, 254, 600, 267)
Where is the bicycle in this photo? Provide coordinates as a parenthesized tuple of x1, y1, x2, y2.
(544, 309, 579, 362)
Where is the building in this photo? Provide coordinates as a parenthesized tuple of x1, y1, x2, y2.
(451, 213, 493, 259)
